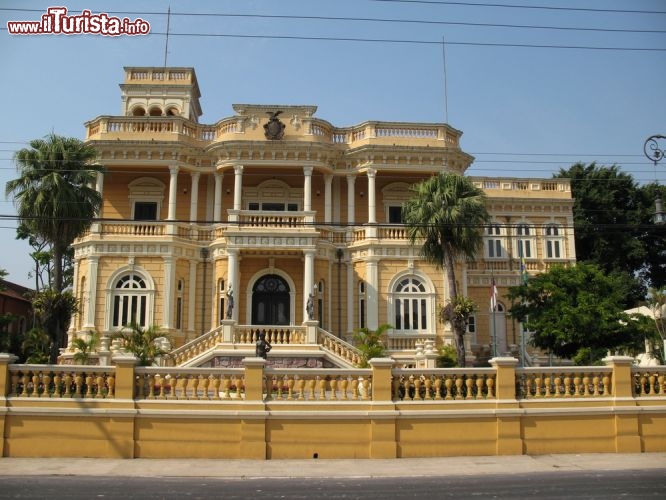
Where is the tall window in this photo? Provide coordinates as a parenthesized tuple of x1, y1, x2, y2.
(175, 279, 184, 330)
(111, 272, 150, 328)
(392, 276, 430, 333)
(467, 314, 477, 344)
(515, 223, 534, 259)
(358, 281, 366, 329)
(485, 224, 505, 258)
(218, 279, 226, 324)
(388, 205, 403, 223)
(544, 224, 563, 259)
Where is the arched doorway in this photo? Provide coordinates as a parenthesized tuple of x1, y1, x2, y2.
(252, 274, 290, 325)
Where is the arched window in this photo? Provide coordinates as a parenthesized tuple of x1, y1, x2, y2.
(392, 276, 431, 333)
(358, 281, 366, 329)
(485, 223, 505, 259)
(111, 272, 151, 328)
(515, 223, 534, 259)
(175, 279, 184, 330)
(544, 224, 564, 259)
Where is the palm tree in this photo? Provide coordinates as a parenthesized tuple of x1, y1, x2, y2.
(6, 133, 103, 293)
(402, 172, 489, 367)
(72, 331, 99, 365)
(354, 324, 392, 368)
(114, 322, 171, 366)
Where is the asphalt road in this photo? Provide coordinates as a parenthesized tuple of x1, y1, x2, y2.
(1, 469, 664, 499)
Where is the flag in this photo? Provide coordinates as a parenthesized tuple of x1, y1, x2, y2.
(490, 277, 498, 311)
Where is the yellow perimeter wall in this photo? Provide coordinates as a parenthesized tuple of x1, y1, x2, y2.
(1, 355, 665, 459)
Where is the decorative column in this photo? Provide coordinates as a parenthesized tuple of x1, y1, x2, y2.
(213, 172, 223, 222)
(167, 165, 179, 220)
(163, 256, 176, 329)
(189, 172, 200, 223)
(346, 256, 354, 338)
(366, 257, 379, 330)
(367, 168, 377, 224)
(187, 259, 197, 338)
(92, 171, 104, 233)
(83, 256, 99, 329)
(303, 249, 315, 323)
(227, 248, 239, 321)
(324, 174, 333, 223)
(346, 175, 356, 225)
(303, 166, 313, 212)
(233, 165, 244, 211)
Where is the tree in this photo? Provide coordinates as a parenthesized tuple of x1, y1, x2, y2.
(508, 263, 645, 363)
(353, 324, 391, 368)
(72, 331, 99, 365)
(5, 133, 103, 293)
(0, 269, 21, 356)
(113, 323, 171, 366)
(32, 289, 78, 363)
(21, 327, 50, 364)
(645, 287, 666, 363)
(554, 163, 666, 292)
(403, 172, 489, 367)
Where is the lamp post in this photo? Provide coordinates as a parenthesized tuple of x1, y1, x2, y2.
(643, 135, 666, 224)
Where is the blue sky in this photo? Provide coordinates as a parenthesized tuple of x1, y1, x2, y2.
(1, 0, 665, 287)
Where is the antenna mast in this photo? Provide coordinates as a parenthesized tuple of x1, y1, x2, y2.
(163, 6, 171, 67)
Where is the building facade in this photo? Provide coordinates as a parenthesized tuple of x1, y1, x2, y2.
(70, 67, 575, 367)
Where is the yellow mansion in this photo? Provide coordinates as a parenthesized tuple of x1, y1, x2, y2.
(70, 67, 575, 367)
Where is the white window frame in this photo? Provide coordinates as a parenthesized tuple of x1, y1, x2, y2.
(388, 274, 435, 335)
(105, 267, 155, 331)
(544, 223, 564, 259)
(485, 223, 506, 259)
(515, 223, 535, 259)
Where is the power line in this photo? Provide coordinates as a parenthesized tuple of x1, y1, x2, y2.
(368, 0, 666, 15)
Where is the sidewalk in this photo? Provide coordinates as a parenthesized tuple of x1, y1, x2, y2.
(1, 453, 665, 478)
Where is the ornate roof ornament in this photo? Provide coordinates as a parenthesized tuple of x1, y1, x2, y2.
(264, 111, 285, 140)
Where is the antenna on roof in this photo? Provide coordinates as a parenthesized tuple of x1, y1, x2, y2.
(163, 5, 171, 67)
(441, 36, 450, 124)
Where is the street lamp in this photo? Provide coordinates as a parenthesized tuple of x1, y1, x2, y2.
(643, 135, 666, 224)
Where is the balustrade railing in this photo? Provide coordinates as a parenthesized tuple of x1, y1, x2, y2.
(317, 329, 363, 366)
(100, 221, 165, 237)
(234, 326, 306, 345)
(264, 369, 371, 401)
(135, 367, 245, 400)
(8, 365, 115, 399)
(170, 326, 224, 366)
(392, 368, 496, 401)
(516, 367, 612, 399)
(632, 367, 666, 396)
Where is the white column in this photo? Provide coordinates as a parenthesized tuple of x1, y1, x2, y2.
(303, 249, 315, 322)
(168, 165, 179, 220)
(189, 172, 200, 223)
(303, 166, 313, 212)
(346, 257, 354, 337)
(346, 175, 356, 225)
(367, 168, 377, 224)
(233, 165, 244, 211)
(83, 256, 98, 329)
(213, 172, 223, 222)
(366, 257, 379, 330)
(95, 172, 104, 215)
(163, 256, 176, 329)
(324, 174, 333, 223)
(188, 259, 197, 336)
(227, 248, 239, 321)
